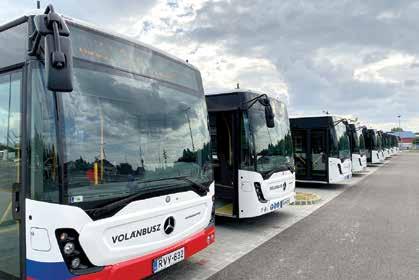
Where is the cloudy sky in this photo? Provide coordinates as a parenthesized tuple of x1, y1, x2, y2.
(2, 0, 419, 131)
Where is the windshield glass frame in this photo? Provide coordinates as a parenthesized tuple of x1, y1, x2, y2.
(244, 97, 294, 175)
(330, 121, 351, 160)
(28, 55, 213, 208)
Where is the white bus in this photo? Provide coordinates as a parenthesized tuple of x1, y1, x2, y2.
(346, 123, 367, 173)
(206, 90, 296, 218)
(0, 6, 214, 279)
(290, 116, 352, 184)
(363, 128, 383, 164)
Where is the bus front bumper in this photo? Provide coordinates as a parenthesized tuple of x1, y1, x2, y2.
(79, 226, 215, 280)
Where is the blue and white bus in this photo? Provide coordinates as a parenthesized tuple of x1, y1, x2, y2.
(0, 6, 214, 280)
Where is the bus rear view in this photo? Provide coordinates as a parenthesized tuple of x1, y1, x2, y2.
(291, 116, 352, 184)
(206, 90, 295, 218)
(0, 7, 214, 280)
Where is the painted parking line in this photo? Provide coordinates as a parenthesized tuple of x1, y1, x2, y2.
(0, 201, 12, 224)
(149, 161, 389, 280)
(0, 224, 17, 234)
(0, 188, 12, 193)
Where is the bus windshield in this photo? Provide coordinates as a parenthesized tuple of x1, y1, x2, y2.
(331, 122, 351, 159)
(248, 98, 294, 175)
(358, 130, 366, 155)
(376, 133, 382, 150)
(30, 54, 211, 206)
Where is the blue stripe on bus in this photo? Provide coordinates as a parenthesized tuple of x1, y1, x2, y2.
(26, 259, 75, 280)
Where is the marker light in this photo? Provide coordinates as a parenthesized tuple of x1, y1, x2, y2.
(71, 257, 81, 269)
(59, 232, 68, 241)
(63, 242, 75, 255)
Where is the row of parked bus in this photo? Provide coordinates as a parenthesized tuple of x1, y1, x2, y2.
(0, 7, 400, 280)
(291, 117, 399, 184)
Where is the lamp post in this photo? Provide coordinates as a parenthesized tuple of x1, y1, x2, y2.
(397, 115, 401, 131)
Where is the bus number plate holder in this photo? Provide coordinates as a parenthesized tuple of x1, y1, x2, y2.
(152, 247, 185, 273)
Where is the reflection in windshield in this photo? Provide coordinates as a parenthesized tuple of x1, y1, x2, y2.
(247, 98, 293, 174)
(377, 133, 382, 150)
(358, 130, 366, 155)
(31, 61, 212, 204)
(331, 122, 350, 159)
(349, 126, 366, 156)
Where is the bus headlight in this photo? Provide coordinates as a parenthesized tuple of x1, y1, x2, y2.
(71, 257, 81, 269)
(63, 242, 75, 255)
(55, 228, 102, 274)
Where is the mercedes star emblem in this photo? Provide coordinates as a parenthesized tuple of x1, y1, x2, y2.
(164, 216, 175, 235)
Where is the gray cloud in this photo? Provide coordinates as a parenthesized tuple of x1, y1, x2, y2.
(161, 0, 419, 130)
(2, 0, 418, 131)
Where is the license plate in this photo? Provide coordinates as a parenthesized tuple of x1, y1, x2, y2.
(281, 198, 290, 207)
(152, 247, 185, 273)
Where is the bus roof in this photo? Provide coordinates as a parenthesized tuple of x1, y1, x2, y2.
(205, 89, 284, 112)
(0, 10, 199, 72)
(205, 88, 266, 96)
(290, 115, 337, 129)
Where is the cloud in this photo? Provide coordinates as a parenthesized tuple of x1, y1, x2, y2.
(2, 0, 418, 132)
(124, 0, 419, 131)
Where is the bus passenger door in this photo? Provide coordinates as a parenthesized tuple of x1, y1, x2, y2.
(209, 111, 236, 217)
(0, 70, 22, 280)
(310, 129, 327, 180)
(292, 130, 308, 180)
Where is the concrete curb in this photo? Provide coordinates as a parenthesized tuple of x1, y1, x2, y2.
(291, 192, 322, 206)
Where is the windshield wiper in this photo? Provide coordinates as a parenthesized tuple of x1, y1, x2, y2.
(261, 164, 295, 179)
(86, 176, 210, 219)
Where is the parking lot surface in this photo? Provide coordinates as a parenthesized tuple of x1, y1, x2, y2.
(210, 152, 418, 280)
(150, 154, 406, 280)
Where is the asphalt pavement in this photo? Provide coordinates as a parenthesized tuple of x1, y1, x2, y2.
(209, 152, 419, 280)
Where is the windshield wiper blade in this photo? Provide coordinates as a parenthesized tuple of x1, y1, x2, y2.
(86, 176, 210, 219)
(173, 176, 210, 193)
(136, 176, 210, 194)
(262, 164, 295, 179)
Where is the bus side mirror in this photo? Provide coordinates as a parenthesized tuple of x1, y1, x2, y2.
(265, 104, 275, 128)
(45, 34, 73, 92)
(33, 8, 73, 92)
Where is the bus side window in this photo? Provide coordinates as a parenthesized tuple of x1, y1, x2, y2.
(0, 71, 22, 224)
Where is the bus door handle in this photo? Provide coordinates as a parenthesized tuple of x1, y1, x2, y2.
(12, 183, 22, 221)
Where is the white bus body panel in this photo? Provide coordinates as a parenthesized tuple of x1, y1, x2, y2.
(26, 183, 214, 266)
(238, 169, 296, 218)
(351, 153, 367, 173)
(385, 148, 391, 158)
(380, 150, 385, 162)
(371, 150, 381, 164)
(328, 158, 352, 184)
